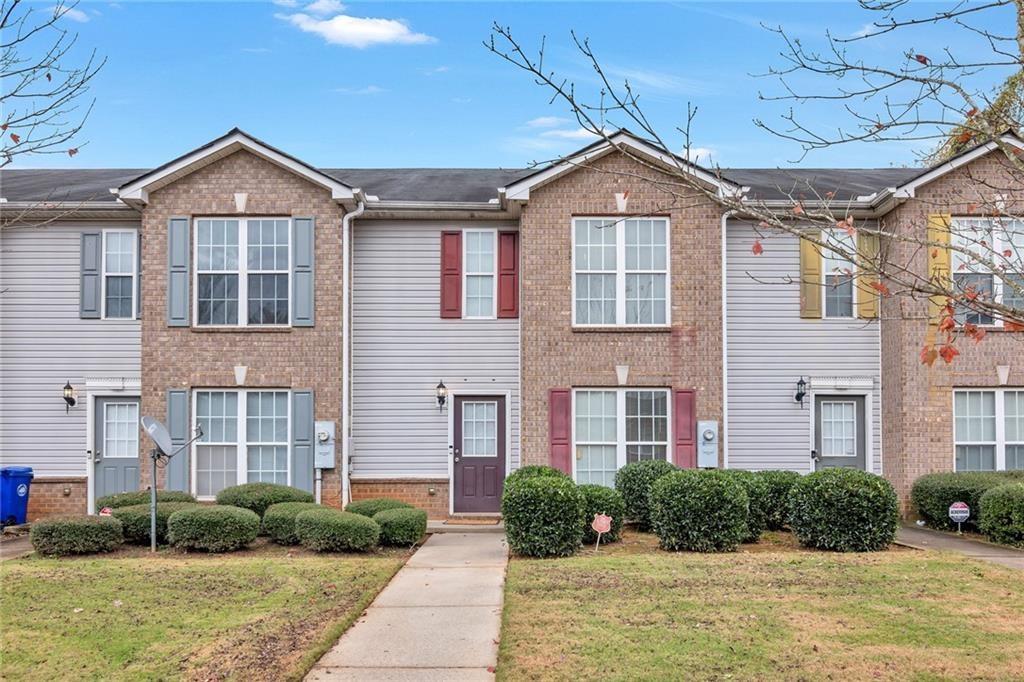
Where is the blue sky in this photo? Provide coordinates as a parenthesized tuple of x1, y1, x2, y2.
(12, 1, 1013, 170)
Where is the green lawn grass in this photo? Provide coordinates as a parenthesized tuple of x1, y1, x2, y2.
(498, 531, 1024, 681)
(0, 542, 406, 681)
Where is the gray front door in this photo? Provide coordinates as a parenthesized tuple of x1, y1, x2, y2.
(94, 397, 141, 501)
(813, 394, 866, 470)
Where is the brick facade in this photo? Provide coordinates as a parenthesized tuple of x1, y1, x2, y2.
(519, 151, 724, 466)
(139, 150, 345, 508)
(25, 477, 88, 521)
(350, 479, 450, 519)
(880, 151, 1024, 509)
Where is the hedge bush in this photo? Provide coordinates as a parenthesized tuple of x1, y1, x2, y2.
(345, 498, 413, 518)
(651, 470, 749, 553)
(719, 470, 769, 543)
(756, 470, 802, 530)
(504, 465, 570, 489)
(214, 483, 314, 518)
(95, 490, 195, 511)
(578, 484, 626, 544)
(262, 502, 321, 545)
(789, 469, 899, 552)
(167, 505, 260, 552)
(614, 459, 678, 531)
(374, 508, 428, 546)
(30, 516, 124, 556)
(111, 502, 200, 545)
(978, 483, 1024, 548)
(911, 471, 1024, 530)
(502, 475, 585, 557)
(296, 508, 380, 552)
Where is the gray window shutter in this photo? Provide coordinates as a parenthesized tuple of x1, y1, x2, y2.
(136, 231, 143, 319)
(167, 217, 190, 326)
(166, 389, 189, 491)
(292, 217, 315, 327)
(291, 390, 314, 492)
(79, 232, 102, 318)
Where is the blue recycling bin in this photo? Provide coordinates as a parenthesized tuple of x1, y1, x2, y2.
(1, 466, 34, 526)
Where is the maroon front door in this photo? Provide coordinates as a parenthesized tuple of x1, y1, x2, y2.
(453, 395, 506, 513)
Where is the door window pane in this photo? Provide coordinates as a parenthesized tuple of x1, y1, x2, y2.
(103, 402, 139, 458)
(462, 401, 498, 457)
(820, 401, 856, 456)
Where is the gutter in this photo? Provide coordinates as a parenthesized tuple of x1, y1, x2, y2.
(340, 193, 367, 508)
(721, 209, 737, 469)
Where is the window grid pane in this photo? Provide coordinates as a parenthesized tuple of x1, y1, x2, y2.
(464, 231, 495, 317)
(820, 401, 856, 456)
(462, 401, 498, 457)
(197, 273, 239, 325)
(105, 275, 134, 319)
(954, 390, 997, 472)
(103, 402, 139, 458)
(246, 220, 290, 324)
(575, 390, 618, 487)
(625, 390, 668, 464)
(196, 445, 238, 497)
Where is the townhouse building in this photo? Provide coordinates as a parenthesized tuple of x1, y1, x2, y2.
(2, 128, 1021, 519)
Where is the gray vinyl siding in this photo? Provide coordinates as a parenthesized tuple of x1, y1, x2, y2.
(352, 220, 520, 479)
(0, 222, 142, 477)
(725, 220, 882, 473)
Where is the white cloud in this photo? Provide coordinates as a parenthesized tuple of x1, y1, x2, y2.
(277, 11, 435, 48)
(420, 65, 450, 76)
(272, 0, 299, 6)
(606, 65, 712, 95)
(684, 146, 717, 163)
(540, 127, 602, 141)
(525, 116, 568, 129)
(304, 0, 344, 15)
(50, 5, 89, 22)
(452, 96, 471, 104)
(334, 85, 385, 95)
(851, 23, 875, 38)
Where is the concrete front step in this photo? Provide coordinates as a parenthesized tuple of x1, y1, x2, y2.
(427, 520, 504, 534)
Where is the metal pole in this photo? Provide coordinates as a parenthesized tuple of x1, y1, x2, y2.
(150, 449, 158, 553)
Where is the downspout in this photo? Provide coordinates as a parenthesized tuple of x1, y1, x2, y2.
(721, 209, 737, 469)
(340, 195, 366, 507)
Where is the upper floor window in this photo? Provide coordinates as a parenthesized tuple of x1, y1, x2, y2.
(102, 230, 137, 319)
(573, 218, 669, 327)
(954, 389, 1024, 472)
(463, 229, 496, 319)
(821, 229, 856, 319)
(952, 218, 1024, 326)
(194, 218, 290, 327)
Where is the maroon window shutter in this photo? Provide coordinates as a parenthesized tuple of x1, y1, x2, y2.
(440, 231, 462, 318)
(549, 388, 572, 475)
(673, 389, 697, 468)
(497, 231, 519, 318)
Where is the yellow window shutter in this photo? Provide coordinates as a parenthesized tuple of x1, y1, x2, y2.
(799, 231, 822, 319)
(857, 232, 880, 319)
(927, 214, 952, 324)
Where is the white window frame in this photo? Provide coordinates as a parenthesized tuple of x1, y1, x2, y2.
(102, 401, 140, 458)
(461, 228, 498, 320)
(192, 217, 292, 328)
(571, 217, 671, 328)
(952, 388, 1024, 472)
(100, 229, 137, 320)
(190, 389, 291, 500)
(820, 229, 857, 320)
(570, 388, 672, 483)
(951, 217, 1024, 328)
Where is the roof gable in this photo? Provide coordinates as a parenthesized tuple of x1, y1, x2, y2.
(885, 132, 1024, 200)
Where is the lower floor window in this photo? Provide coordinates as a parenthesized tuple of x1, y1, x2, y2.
(574, 388, 670, 487)
(194, 389, 289, 497)
(954, 389, 1024, 472)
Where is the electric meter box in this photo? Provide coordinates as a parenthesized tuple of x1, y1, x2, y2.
(697, 420, 719, 468)
(314, 421, 336, 469)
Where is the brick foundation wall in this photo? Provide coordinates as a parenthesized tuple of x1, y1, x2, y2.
(880, 151, 1024, 510)
(350, 479, 450, 519)
(139, 150, 345, 501)
(25, 477, 88, 521)
(520, 151, 724, 466)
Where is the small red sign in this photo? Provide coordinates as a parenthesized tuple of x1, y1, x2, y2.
(591, 513, 612, 535)
(98, 507, 113, 517)
(948, 502, 970, 523)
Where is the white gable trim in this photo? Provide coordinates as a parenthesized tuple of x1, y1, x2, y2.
(116, 130, 356, 206)
(887, 133, 1024, 201)
(501, 131, 742, 202)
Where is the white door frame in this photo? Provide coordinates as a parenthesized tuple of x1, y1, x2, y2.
(807, 380, 874, 474)
(85, 378, 141, 514)
(446, 389, 512, 515)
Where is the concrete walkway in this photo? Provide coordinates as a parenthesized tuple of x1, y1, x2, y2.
(0, 535, 33, 561)
(897, 525, 1024, 570)
(306, 532, 508, 681)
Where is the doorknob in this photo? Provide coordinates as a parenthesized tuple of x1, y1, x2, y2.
(810, 449, 820, 462)
(454, 457, 460, 463)
(94, 450, 103, 462)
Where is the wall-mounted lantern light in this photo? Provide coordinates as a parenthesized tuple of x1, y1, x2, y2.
(436, 380, 448, 413)
(794, 377, 807, 408)
(63, 380, 77, 413)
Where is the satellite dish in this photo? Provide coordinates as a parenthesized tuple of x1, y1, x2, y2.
(141, 416, 174, 456)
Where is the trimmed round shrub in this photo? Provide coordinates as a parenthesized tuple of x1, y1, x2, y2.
(30, 516, 124, 556)
(96, 490, 195, 512)
(374, 508, 428, 546)
(579, 484, 626, 544)
(215, 483, 314, 518)
(756, 470, 802, 530)
(789, 469, 899, 552)
(911, 472, 1024, 530)
(502, 476, 585, 557)
(978, 483, 1024, 548)
(111, 502, 200, 545)
(262, 502, 322, 545)
(614, 459, 678, 531)
(296, 508, 380, 552)
(651, 470, 749, 553)
(167, 505, 260, 552)
(504, 465, 570, 490)
(717, 470, 769, 543)
(345, 497, 413, 518)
